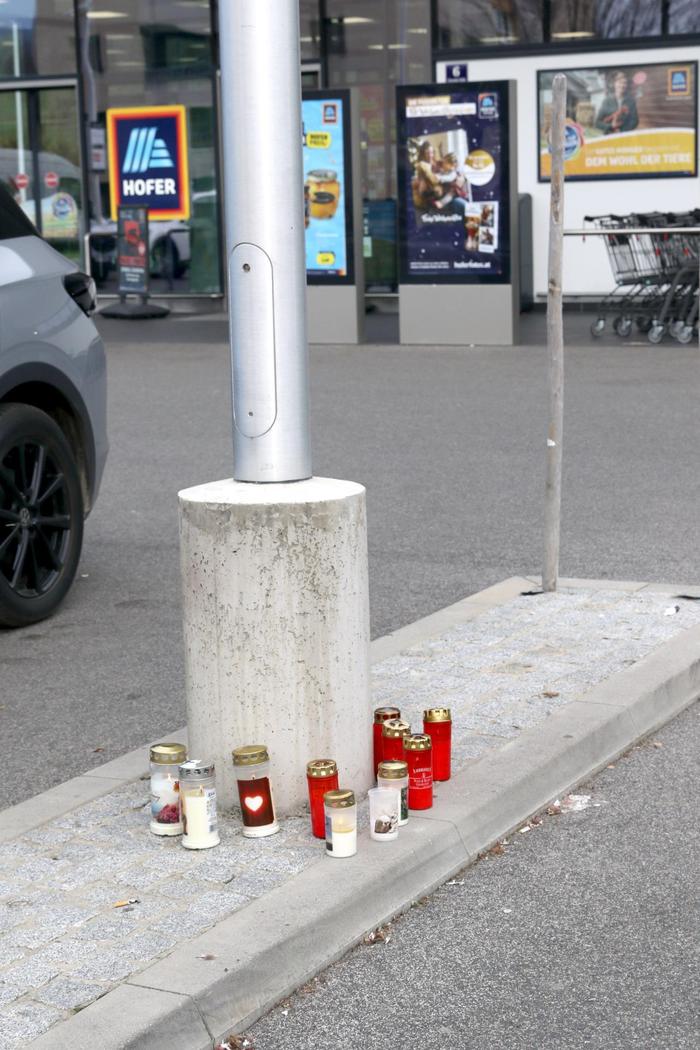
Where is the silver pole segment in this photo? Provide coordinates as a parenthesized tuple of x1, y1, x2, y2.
(218, 0, 312, 482)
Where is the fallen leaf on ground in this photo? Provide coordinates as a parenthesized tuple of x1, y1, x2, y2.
(113, 899, 139, 908)
(198, 953, 217, 960)
(488, 842, 505, 856)
(542, 690, 560, 698)
(546, 800, 562, 816)
(363, 924, 392, 945)
(652, 741, 663, 749)
(93, 747, 104, 753)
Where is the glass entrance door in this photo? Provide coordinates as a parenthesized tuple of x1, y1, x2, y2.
(0, 84, 83, 264)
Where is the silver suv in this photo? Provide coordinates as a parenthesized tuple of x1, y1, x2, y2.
(0, 183, 108, 627)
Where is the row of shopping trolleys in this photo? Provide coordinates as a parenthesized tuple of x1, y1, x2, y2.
(586, 211, 700, 345)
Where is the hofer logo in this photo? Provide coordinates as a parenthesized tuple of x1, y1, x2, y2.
(107, 105, 189, 220)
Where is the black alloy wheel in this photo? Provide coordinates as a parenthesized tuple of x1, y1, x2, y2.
(0, 404, 84, 628)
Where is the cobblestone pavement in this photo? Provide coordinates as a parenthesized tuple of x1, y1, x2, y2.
(1, 588, 699, 1047)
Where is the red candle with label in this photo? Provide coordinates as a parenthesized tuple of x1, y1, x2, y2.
(382, 718, 411, 763)
(404, 733, 433, 810)
(306, 759, 339, 838)
(373, 706, 400, 775)
(423, 707, 452, 781)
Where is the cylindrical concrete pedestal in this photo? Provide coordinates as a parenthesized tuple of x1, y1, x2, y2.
(178, 477, 371, 815)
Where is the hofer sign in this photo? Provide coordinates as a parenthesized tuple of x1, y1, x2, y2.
(107, 105, 190, 221)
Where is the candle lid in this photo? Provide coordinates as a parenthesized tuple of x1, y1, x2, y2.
(377, 760, 408, 779)
(324, 788, 355, 808)
(374, 706, 401, 724)
(382, 718, 411, 739)
(404, 733, 432, 751)
(150, 742, 186, 765)
(232, 745, 269, 766)
(179, 759, 214, 779)
(306, 759, 338, 778)
(424, 707, 452, 723)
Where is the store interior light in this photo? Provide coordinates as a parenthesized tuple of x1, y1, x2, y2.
(86, 10, 128, 18)
(551, 31, 595, 38)
(368, 44, 384, 50)
(343, 17, 374, 24)
(388, 43, 410, 49)
(408, 28, 429, 34)
(479, 35, 518, 43)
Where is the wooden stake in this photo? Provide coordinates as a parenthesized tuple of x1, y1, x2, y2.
(543, 74, 566, 593)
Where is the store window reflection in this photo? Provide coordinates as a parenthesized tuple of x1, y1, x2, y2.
(436, 1, 543, 48)
(79, 0, 221, 295)
(0, 0, 75, 79)
(550, 1, 661, 41)
(324, 1, 430, 291)
(300, 0, 321, 60)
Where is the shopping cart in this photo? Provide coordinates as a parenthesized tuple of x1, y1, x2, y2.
(585, 211, 700, 344)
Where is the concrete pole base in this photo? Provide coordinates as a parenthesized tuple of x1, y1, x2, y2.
(178, 477, 371, 816)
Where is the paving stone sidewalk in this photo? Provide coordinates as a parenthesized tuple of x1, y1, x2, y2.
(1, 587, 699, 1048)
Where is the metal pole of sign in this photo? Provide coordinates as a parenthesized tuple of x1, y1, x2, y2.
(218, 0, 312, 483)
(543, 73, 566, 593)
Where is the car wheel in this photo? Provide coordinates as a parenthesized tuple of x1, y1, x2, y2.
(0, 403, 84, 628)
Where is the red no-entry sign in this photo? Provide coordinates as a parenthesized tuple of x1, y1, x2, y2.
(15, 173, 29, 190)
(44, 171, 59, 190)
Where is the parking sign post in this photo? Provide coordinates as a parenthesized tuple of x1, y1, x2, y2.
(218, 0, 312, 482)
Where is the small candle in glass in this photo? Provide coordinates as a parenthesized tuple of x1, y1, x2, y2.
(179, 760, 220, 850)
(306, 759, 339, 839)
(373, 707, 401, 776)
(149, 742, 186, 836)
(404, 733, 433, 811)
(423, 707, 452, 781)
(368, 786, 399, 842)
(232, 745, 280, 838)
(377, 759, 409, 826)
(382, 718, 411, 763)
(324, 789, 357, 858)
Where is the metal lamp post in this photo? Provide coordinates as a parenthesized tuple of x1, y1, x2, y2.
(218, 0, 312, 483)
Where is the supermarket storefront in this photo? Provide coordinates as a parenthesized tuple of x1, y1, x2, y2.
(0, 2, 698, 301)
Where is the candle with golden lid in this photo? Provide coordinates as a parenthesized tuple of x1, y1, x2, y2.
(377, 759, 409, 825)
(324, 788, 357, 858)
(373, 706, 401, 776)
(403, 733, 433, 810)
(423, 707, 452, 782)
(306, 759, 339, 839)
(232, 745, 280, 838)
(381, 717, 411, 763)
(149, 742, 186, 836)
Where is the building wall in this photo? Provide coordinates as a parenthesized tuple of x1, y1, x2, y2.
(467, 44, 700, 298)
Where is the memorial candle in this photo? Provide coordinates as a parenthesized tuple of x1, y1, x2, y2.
(373, 707, 401, 776)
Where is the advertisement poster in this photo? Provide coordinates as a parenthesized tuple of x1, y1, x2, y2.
(397, 83, 510, 284)
(117, 206, 149, 295)
(107, 105, 190, 220)
(302, 91, 353, 283)
(538, 62, 697, 181)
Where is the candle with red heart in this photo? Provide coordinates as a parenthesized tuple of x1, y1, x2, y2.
(232, 744, 280, 838)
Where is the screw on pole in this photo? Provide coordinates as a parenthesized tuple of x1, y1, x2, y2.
(543, 73, 566, 593)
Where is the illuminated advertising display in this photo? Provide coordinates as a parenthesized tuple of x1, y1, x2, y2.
(107, 105, 190, 220)
(302, 90, 354, 284)
(396, 82, 511, 284)
(538, 62, 697, 181)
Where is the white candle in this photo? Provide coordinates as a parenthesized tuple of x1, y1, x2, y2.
(181, 786, 219, 849)
(327, 816, 357, 858)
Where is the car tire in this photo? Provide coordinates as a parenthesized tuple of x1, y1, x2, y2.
(0, 403, 84, 628)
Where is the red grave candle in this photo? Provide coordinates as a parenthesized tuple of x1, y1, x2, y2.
(423, 707, 452, 781)
(382, 718, 411, 763)
(306, 759, 339, 838)
(232, 744, 280, 838)
(404, 733, 433, 810)
(373, 707, 400, 775)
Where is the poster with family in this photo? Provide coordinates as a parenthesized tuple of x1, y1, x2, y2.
(396, 83, 511, 284)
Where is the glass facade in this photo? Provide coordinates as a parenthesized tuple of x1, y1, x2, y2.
(0, 1, 698, 298)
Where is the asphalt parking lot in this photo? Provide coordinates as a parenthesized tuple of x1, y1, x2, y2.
(1, 312, 699, 805)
